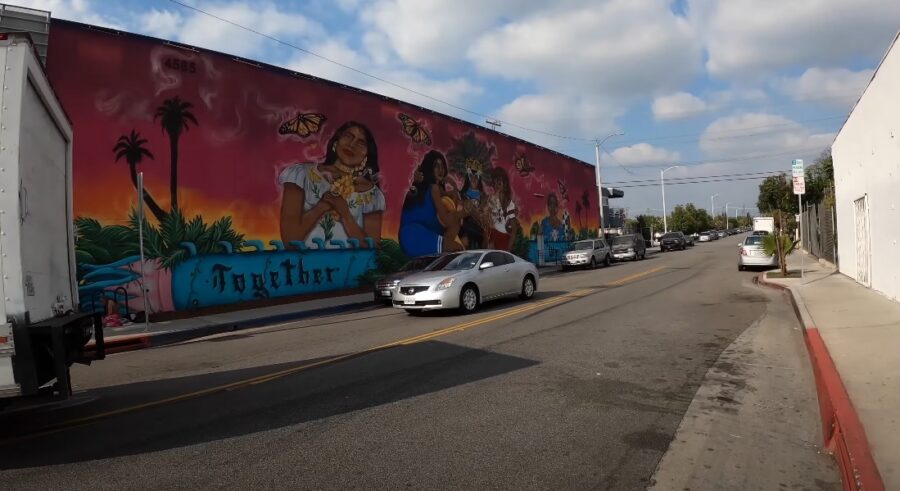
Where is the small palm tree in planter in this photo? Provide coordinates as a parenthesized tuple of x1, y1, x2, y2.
(762, 211, 798, 277)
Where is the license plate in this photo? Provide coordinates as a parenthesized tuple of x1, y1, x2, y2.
(381, 290, 391, 296)
(404, 298, 415, 305)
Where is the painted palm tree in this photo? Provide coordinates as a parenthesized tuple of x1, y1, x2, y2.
(154, 96, 198, 211)
(581, 189, 590, 231)
(114, 130, 167, 222)
(574, 201, 583, 230)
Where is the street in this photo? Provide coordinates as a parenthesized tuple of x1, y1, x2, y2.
(0, 239, 837, 490)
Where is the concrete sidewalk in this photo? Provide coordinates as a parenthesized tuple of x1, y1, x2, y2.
(93, 265, 564, 353)
(762, 251, 896, 490)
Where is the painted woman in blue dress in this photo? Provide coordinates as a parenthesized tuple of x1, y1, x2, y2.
(399, 150, 465, 257)
(540, 192, 567, 242)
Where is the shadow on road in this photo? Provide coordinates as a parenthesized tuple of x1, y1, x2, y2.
(0, 340, 538, 468)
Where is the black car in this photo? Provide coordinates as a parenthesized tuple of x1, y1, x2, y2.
(374, 254, 442, 304)
(660, 232, 687, 251)
(611, 234, 647, 261)
(683, 232, 695, 247)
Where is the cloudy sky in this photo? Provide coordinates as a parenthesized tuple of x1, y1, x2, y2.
(18, 0, 900, 218)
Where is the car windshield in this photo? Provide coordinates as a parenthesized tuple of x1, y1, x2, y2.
(700, 232, 709, 236)
(744, 236, 765, 246)
(571, 241, 594, 250)
(400, 256, 438, 272)
(612, 236, 632, 245)
(662, 233, 680, 239)
(425, 252, 482, 271)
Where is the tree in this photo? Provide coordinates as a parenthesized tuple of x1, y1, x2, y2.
(154, 96, 198, 211)
(763, 212, 798, 276)
(757, 174, 796, 215)
(757, 175, 800, 275)
(113, 130, 167, 222)
(668, 203, 711, 234)
(804, 150, 835, 206)
(635, 214, 664, 241)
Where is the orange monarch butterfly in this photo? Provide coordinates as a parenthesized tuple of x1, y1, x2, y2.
(514, 155, 535, 177)
(397, 113, 432, 145)
(557, 179, 569, 201)
(279, 112, 326, 137)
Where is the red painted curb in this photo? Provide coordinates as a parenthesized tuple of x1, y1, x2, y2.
(758, 273, 885, 491)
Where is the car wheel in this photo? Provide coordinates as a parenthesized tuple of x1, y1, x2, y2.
(604, 254, 611, 267)
(738, 265, 744, 271)
(641, 250, 646, 259)
(589, 257, 596, 269)
(459, 285, 479, 313)
(520, 275, 536, 300)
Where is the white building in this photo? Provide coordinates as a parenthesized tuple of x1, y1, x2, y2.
(832, 30, 900, 299)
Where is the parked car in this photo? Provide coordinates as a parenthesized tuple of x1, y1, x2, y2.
(683, 232, 695, 247)
(561, 238, 612, 270)
(395, 250, 539, 314)
(698, 231, 712, 242)
(717, 230, 727, 239)
(660, 232, 687, 251)
(738, 235, 778, 271)
(374, 253, 443, 304)
(611, 234, 647, 261)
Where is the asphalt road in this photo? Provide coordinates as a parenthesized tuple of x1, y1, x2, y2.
(0, 238, 812, 489)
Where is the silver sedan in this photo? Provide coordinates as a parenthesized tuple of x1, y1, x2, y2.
(394, 250, 539, 314)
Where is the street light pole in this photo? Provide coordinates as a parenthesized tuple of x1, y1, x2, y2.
(710, 193, 719, 227)
(660, 165, 680, 233)
(724, 202, 732, 229)
(595, 132, 624, 239)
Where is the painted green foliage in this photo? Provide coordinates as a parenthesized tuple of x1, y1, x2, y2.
(74, 208, 245, 271)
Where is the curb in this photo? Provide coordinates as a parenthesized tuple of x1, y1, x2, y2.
(757, 272, 885, 491)
(86, 299, 376, 355)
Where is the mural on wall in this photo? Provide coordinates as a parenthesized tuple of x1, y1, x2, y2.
(46, 20, 599, 319)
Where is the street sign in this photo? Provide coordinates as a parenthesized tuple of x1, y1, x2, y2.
(792, 159, 804, 177)
(793, 175, 806, 195)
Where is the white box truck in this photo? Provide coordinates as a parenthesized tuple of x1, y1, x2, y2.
(753, 216, 775, 234)
(0, 32, 103, 403)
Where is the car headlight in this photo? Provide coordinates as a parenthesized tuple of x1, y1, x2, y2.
(436, 277, 456, 290)
(391, 279, 401, 287)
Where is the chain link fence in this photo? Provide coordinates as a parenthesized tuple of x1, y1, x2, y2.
(802, 197, 838, 265)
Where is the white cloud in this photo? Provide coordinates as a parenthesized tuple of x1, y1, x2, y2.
(138, 2, 325, 59)
(139, 9, 183, 40)
(699, 113, 834, 164)
(469, 0, 702, 97)
(652, 92, 707, 120)
(610, 143, 681, 167)
(690, 0, 900, 80)
(362, 0, 539, 69)
(778, 67, 873, 107)
(285, 40, 482, 116)
(15, 0, 123, 29)
(493, 93, 622, 150)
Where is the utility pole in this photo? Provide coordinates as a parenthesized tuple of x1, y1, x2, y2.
(595, 132, 624, 239)
(661, 165, 680, 233)
(710, 193, 719, 228)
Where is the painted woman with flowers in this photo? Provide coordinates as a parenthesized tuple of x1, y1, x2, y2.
(279, 121, 384, 247)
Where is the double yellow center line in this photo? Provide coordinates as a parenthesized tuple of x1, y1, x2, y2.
(3, 266, 666, 443)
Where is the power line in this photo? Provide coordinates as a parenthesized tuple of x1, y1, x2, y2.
(607, 170, 784, 185)
(167, 0, 853, 149)
(612, 115, 843, 147)
(614, 175, 781, 189)
(165, 0, 601, 143)
(606, 145, 829, 172)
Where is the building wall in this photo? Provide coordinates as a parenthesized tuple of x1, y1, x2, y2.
(45, 21, 600, 316)
(832, 31, 900, 300)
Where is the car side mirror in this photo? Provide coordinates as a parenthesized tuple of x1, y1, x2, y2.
(479, 261, 494, 270)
